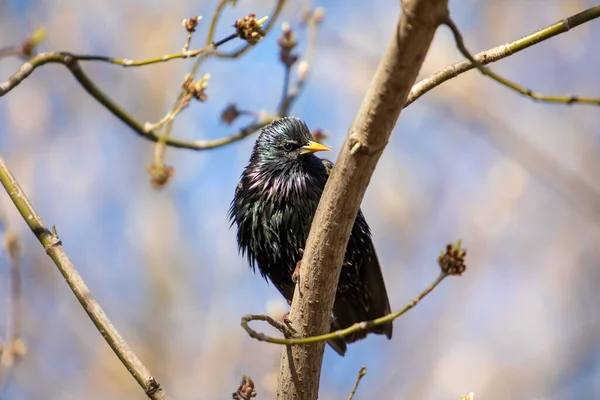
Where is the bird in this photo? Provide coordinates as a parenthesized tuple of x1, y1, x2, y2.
(228, 117, 393, 355)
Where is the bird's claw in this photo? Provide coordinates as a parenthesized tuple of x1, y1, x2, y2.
(292, 260, 302, 285)
(282, 312, 295, 334)
(292, 248, 304, 288)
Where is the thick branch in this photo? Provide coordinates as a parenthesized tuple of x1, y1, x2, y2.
(0, 155, 169, 400)
(275, 1, 448, 399)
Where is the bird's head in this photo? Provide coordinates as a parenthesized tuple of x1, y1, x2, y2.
(250, 117, 330, 172)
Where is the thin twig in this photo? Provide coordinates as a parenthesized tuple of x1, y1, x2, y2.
(279, 64, 292, 114)
(243, 272, 448, 346)
(443, 15, 600, 106)
(0, 155, 170, 400)
(278, 7, 320, 117)
(0, 28, 239, 97)
(406, 6, 600, 107)
(0, 47, 23, 59)
(1, 51, 275, 150)
(215, 0, 287, 59)
(144, 96, 191, 133)
(347, 365, 367, 400)
(154, 2, 278, 175)
(0, 213, 26, 396)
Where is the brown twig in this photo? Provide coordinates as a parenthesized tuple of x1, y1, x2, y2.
(0, 30, 237, 96)
(0, 155, 170, 400)
(346, 365, 367, 400)
(243, 272, 448, 345)
(1, 51, 276, 151)
(242, 239, 466, 346)
(406, 6, 600, 107)
(153, 3, 275, 185)
(0, 4, 282, 161)
(277, 7, 321, 117)
(215, 0, 287, 59)
(442, 15, 600, 106)
(275, 1, 449, 399)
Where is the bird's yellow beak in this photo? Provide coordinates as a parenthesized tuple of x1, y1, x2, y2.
(299, 141, 331, 155)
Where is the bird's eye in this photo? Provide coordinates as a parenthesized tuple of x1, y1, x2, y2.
(283, 142, 296, 152)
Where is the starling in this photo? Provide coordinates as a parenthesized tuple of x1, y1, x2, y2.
(228, 117, 393, 355)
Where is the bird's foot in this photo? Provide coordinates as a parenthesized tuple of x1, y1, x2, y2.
(282, 312, 296, 335)
(292, 248, 304, 287)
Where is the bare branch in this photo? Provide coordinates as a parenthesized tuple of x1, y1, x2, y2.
(346, 365, 367, 400)
(406, 5, 600, 107)
(241, 240, 466, 346)
(443, 15, 600, 106)
(275, 1, 449, 399)
(153, 3, 277, 185)
(277, 8, 321, 117)
(0, 155, 170, 400)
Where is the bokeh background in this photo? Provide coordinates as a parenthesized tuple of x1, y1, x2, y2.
(1, 0, 600, 399)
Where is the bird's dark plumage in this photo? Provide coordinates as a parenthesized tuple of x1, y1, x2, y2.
(228, 117, 393, 355)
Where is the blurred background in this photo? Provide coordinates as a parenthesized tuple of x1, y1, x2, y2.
(1, 0, 599, 399)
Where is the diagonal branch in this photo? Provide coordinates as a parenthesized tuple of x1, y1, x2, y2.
(275, 1, 449, 399)
(346, 365, 367, 400)
(443, 15, 600, 106)
(0, 155, 170, 400)
(406, 5, 600, 107)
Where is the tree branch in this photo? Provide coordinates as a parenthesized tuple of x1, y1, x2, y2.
(0, 2, 286, 158)
(277, 7, 322, 117)
(243, 272, 448, 346)
(406, 5, 600, 108)
(0, 155, 169, 400)
(275, 1, 449, 399)
(241, 240, 466, 347)
(346, 365, 367, 400)
(442, 15, 600, 106)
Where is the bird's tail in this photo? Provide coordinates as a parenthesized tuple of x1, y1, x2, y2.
(328, 258, 393, 356)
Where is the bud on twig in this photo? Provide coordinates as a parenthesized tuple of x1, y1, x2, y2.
(297, 61, 309, 81)
(221, 104, 241, 125)
(182, 73, 210, 102)
(182, 16, 202, 33)
(234, 14, 268, 45)
(311, 129, 328, 142)
(312, 7, 325, 24)
(21, 27, 46, 56)
(232, 376, 257, 400)
(278, 23, 298, 67)
(148, 164, 175, 189)
(437, 239, 467, 276)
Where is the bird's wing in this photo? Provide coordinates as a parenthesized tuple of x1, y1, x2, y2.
(321, 158, 334, 177)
